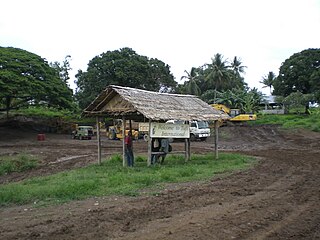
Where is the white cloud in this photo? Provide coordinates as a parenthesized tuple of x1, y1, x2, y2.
(1, 0, 319, 95)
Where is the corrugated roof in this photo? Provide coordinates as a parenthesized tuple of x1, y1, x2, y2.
(83, 85, 229, 121)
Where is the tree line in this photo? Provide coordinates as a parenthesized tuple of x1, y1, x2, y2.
(1, 46, 319, 116)
(259, 48, 320, 113)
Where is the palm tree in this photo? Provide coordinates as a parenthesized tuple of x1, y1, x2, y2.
(230, 56, 246, 77)
(205, 53, 230, 103)
(230, 56, 247, 88)
(181, 67, 201, 96)
(260, 71, 276, 94)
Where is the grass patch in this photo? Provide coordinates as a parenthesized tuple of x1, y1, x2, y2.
(0, 153, 255, 207)
(0, 154, 39, 176)
(252, 112, 320, 132)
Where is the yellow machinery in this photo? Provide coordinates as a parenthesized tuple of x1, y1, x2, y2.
(107, 120, 139, 140)
(211, 104, 257, 122)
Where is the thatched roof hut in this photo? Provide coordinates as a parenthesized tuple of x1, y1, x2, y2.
(83, 85, 229, 121)
(83, 85, 228, 166)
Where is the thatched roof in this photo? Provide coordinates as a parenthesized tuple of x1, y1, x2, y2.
(83, 85, 229, 121)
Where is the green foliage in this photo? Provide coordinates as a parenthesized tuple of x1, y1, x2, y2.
(75, 47, 176, 109)
(0, 154, 38, 176)
(260, 71, 276, 94)
(282, 92, 314, 113)
(203, 88, 263, 113)
(204, 53, 231, 95)
(273, 48, 320, 101)
(177, 53, 258, 113)
(177, 54, 247, 97)
(0, 47, 75, 115)
(254, 112, 320, 132)
(180, 67, 201, 96)
(12, 106, 81, 120)
(0, 153, 255, 206)
(49, 55, 72, 85)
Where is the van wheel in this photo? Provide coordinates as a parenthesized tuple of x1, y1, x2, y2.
(79, 135, 83, 140)
(190, 134, 196, 141)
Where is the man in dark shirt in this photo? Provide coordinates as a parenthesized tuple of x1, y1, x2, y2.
(125, 131, 134, 167)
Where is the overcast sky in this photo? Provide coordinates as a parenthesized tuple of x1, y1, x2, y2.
(1, 0, 320, 95)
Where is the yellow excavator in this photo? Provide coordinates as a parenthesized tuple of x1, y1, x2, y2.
(211, 104, 257, 122)
(107, 119, 139, 140)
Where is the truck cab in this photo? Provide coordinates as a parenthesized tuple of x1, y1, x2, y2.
(166, 120, 210, 141)
(189, 120, 210, 141)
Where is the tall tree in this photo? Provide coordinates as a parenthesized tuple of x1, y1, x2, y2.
(230, 56, 246, 76)
(205, 53, 231, 102)
(229, 56, 247, 89)
(260, 71, 276, 94)
(273, 48, 320, 101)
(0, 47, 74, 117)
(50, 55, 72, 85)
(180, 67, 201, 96)
(75, 47, 176, 109)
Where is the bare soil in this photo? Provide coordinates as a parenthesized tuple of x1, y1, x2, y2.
(0, 125, 320, 240)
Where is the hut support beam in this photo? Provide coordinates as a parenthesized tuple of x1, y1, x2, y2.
(147, 119, 152, 166)
(214, 120, 219, 159)
(122, 116, 126, 167)
(184, 138, 190, 162)
(96, 117, 101, 165)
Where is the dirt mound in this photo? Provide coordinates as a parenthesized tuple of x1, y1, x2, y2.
(0, 125, 320, 239)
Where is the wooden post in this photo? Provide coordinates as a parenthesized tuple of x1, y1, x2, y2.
(214, 120, 219, 160)
(185, 121, 190, 162)
(122, 116, 126, 167)
(184, 138, 190, 162)
(129, 119, 132, 133)
(147, 119, 152, 166)
(96, 116, 101, 165)
(188, 137, 191, 161)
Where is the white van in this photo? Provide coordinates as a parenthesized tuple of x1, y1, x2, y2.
(166, 120, 210, 141)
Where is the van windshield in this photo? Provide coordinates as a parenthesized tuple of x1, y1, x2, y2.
(197, 121, 209, 129)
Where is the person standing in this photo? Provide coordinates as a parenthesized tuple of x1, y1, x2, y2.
(151, 138, 160, 164)
(159, 138, 169, 164)
(125, 131, 134, 167)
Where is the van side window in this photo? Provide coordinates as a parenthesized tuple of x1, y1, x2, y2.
(191, 122, 196, 127)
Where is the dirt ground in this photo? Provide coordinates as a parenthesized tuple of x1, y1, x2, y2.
(0, 125, 319, 240)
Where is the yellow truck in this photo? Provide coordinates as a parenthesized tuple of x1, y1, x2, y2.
(211, 104, 257, 122)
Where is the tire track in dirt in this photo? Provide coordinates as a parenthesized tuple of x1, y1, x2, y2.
(104, 152, 318, 240)
(0, 126, 319, 239)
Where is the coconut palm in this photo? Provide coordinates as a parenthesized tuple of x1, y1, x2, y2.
(230, 56, 246, 77)
(205, 53, 231, 102)
(229, 56, 247, 89)
(181, 67, 201, 96)
(260, 71, 276, 94)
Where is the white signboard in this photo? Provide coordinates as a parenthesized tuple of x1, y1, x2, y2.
(138, 122, 149, 132)
(150, 122, 190, 138)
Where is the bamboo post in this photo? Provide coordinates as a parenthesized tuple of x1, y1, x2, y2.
(214, 120, 219, 160)
(184, 138, 190, 162)
(122, 116, 126, 167)
(96, 116, 101, 165)
(188, 137, 191, 161)
(147, 119, 152, 166)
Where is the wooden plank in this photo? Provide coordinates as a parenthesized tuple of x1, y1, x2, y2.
(214, 120, 219, 160)
(147, 119, 152, 166)
(96, 116, 102, 165)
(122, 116, 126, 167)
